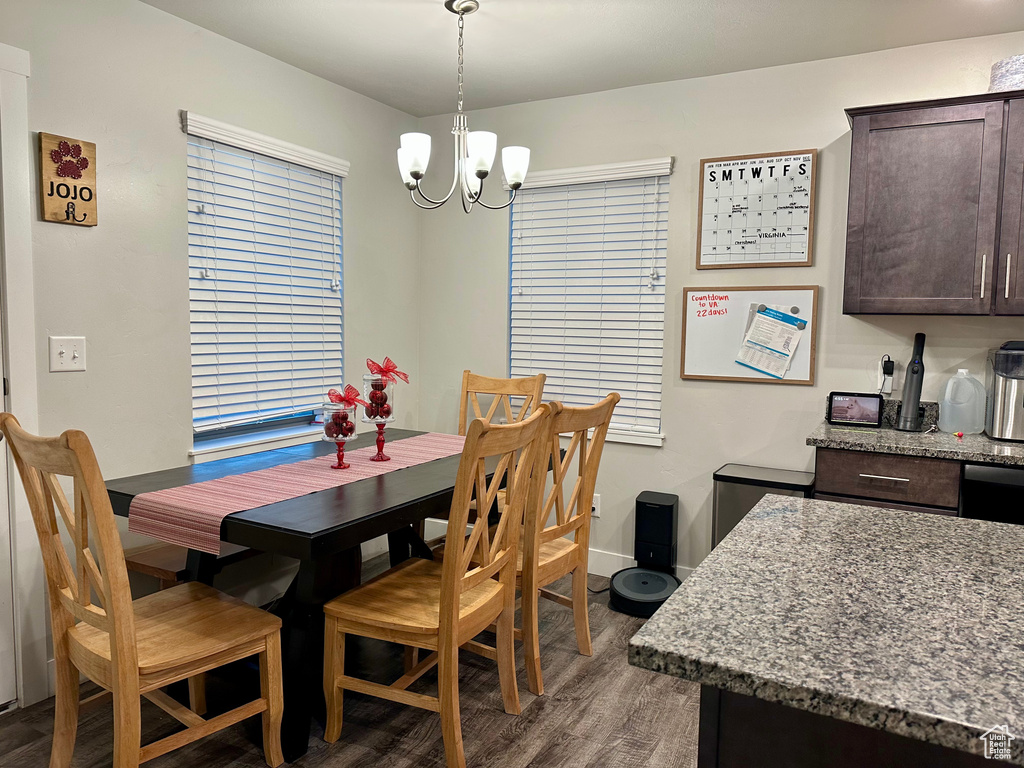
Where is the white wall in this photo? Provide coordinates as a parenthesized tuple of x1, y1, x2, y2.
(0, 0, 422, 703)
(415, 31, 1024, 574)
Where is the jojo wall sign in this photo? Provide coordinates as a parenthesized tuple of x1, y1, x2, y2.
(40, 132, 96, 226)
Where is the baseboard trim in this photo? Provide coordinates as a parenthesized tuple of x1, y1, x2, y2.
(587, 546, 693, 582)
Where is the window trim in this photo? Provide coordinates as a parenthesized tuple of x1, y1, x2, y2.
(504, 156, 672, 190)
(181, 111, 350, 178)
(508, 159, 672, 448)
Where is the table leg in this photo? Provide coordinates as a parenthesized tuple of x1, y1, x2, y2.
(387, 524, 434, 567)
(184, 549, 219, 584)
(278, 546, 361, 761)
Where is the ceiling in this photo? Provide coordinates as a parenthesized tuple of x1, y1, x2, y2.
(142, 0, 1024, 117)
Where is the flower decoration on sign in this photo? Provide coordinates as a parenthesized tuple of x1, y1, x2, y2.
(327, 384, 368, 408)
(366, 357, 409, 385)
(50, 140, 89, 180)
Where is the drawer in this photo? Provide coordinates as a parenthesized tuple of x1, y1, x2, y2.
(814, 448, 961, 509)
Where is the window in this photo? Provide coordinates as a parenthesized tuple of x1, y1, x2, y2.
(184, 113, 349, 435)
(509, 160, 671, 445)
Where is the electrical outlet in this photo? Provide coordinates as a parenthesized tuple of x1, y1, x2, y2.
(591, 493, 601, 518)
(48, 336, 86, 372)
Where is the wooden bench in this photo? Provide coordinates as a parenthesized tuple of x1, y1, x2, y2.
(125, 542, 258, 590)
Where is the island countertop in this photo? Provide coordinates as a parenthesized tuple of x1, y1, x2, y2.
(628, 495, 1024, 764)
(807, 420, 1024, 466)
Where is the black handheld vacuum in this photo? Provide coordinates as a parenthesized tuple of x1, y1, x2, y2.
(896, 333, 926, 432)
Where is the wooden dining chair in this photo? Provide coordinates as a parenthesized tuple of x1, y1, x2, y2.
(322, 406, 551, 768)
(0, 414, 284, 768)
(458, 371, 546, 436)
(417, 370, 547, 541)
(519, 393, 619, 696)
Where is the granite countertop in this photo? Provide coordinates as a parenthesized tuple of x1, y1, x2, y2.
(629, 495, 1024, 764)
(807, 420, 1024, 467)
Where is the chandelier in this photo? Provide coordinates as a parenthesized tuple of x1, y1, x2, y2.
(397, 0, 530, 213)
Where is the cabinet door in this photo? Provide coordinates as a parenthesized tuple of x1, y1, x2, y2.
(844, 103, 1003, 314)
(996, 99, 1024, 315)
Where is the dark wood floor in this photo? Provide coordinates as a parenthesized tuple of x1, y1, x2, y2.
(0, 572, 698, 768)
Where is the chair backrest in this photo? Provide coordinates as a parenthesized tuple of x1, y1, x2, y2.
(0, 414, 137, 674)
(458, 371, 546, 436)
(439, 405, 551, 631)
(524, 394, 620, 561)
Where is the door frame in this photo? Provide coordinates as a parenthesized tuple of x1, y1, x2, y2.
(0, 42, 47, 708)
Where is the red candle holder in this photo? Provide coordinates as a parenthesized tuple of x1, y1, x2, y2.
(362, 373, 395, 462)
(322, 402, 357, 469)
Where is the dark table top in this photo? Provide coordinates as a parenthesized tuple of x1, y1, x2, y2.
(106, 429, 463, 561)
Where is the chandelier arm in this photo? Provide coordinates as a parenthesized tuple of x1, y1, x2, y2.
(413, 128, 464, 206)
(470, 186, 518, 210)
(412, 178, 458, 206)
(409, 187, 448, 210)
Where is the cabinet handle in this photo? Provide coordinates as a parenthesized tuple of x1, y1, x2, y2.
(1008, 253, 1013, 299)
(859, 473, 910, 483)
(981, 254, 986, 299)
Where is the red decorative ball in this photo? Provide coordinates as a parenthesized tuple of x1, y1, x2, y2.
(331, 412, 346, 426)
(339, 410, 350, 422)
(369, 390, 386, 405)
(364, 405, 378, 419)
(324, 422, 340, 438)
(379, 404, 392, 419)
(371, 379, 386, 391)
(341, 421, 356, 436)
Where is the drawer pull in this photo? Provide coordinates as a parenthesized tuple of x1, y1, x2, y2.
(860, 473, 909, 483)
(981, 254, 987, 300)
(1008, 253, 1013, 300)
(859, 473, 910, 483)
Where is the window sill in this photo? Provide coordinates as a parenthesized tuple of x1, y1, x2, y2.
(605, 430, 665, 447)
(190, 423, 323, 464)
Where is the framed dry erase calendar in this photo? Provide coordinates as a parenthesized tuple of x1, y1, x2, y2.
(696, 149, 817, 270)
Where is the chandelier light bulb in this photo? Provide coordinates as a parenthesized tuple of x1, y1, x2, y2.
(397, 148, 416, 189)
(399, 132, 431, 177)
(467, 131, 497, 177)
(502, 146, 530, 189)
(464, 166, 482, 197)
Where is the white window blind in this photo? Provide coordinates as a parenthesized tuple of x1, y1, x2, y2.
(509, 174, 669, 440)
(187, 134, 344, 433)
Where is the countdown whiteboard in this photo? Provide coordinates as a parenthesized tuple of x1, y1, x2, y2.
(680, 285, 819, 385)
(696, 149, 817, 269)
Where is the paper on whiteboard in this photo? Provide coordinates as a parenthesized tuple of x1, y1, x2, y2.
(744, 303, 800, 335)
(735, 305, 806, 379)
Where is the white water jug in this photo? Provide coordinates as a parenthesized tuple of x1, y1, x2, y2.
(938, 369, 986, 434)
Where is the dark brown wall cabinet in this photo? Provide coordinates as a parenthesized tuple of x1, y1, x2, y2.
(845, 90, 1024, 315)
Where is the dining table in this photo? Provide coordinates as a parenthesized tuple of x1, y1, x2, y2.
(105, 427, 468, 761)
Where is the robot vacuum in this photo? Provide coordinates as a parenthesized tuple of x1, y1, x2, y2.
(609, 566, 680, 619)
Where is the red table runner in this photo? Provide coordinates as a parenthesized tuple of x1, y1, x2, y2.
(128, 432, 466, 555)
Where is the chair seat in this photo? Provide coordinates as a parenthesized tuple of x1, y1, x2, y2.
(517, 535, 576, 572)
(324, 558, 504, 635)
(69, 582, 281, 675)
(434, 531, 577, 575)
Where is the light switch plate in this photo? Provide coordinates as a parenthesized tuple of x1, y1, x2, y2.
(48, 336, 86, 372)
(591, 493, 601, 518)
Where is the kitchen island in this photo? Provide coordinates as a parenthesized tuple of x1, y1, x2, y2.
(629, 495, 1024, 767)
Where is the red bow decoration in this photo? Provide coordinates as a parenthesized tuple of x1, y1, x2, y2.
(327, 384, 368, 407)
(366, 357, 409, 385)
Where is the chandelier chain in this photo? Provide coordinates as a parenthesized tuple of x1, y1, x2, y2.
(457, 12, 465, 113)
